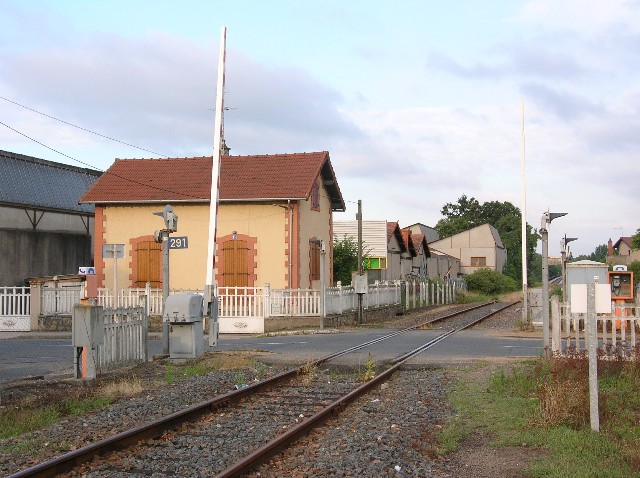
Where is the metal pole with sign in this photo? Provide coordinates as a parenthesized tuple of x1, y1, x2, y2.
(540, 210, 566, 357)
(102, 244, 125, 308)
(153, 204, 178, 355)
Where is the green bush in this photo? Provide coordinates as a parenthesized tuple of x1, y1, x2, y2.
(465, 268, 518, 295)
(627, 261, 640, 287)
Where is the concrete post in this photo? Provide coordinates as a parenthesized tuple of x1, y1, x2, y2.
(587, 283, 600, 432)
(541, 227, 550, 357)
(29, 283, 41, 330)
(551, 295, 561, 355)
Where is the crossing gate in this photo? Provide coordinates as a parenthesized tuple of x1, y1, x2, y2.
(74, 305, 148, 377)
(98, 306, 148, 372)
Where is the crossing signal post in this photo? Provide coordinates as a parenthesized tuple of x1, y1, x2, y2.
(153, 205, 178, 355)
(541, 210, 567, 357)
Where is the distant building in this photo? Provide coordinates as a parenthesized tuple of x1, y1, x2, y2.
(0, 150, 100, 285)
(427, 223, 507, 275)
(404, 223, 440, 243)
(607, 237, 640, 267)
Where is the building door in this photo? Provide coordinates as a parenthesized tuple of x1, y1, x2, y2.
(221, 239, 249, 287)
(134, 240, 162, 287)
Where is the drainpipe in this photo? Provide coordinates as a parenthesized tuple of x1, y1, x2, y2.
(288, 200, 292, 289)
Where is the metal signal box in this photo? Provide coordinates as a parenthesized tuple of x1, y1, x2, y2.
(72, 304, 104, 348)
(164, 294, 205, 359)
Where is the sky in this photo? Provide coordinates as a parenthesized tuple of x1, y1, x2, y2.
(1, 0, 638, 257)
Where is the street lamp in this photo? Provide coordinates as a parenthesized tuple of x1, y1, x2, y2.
(560, 234, 578, 302)
(541, 210, 567, 357)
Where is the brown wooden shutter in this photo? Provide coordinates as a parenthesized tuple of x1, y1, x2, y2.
(135, 241, 162, 287)
(310, 241, 320, 281)
(222, 239, 249, 287)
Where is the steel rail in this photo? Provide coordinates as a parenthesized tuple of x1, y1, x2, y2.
(7, 301, 501, 478)
(215, 301, 517, 477)
(215, 329, 455, 478)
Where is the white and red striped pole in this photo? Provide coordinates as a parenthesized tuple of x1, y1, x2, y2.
(206, 25, 226, 346)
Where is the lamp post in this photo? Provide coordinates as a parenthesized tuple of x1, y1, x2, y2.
(541, 210, 567, 357)
(560, 234, 578, 303)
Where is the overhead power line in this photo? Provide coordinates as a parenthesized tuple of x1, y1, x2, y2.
(0, 119, 344, 206)
(0, 95, 168, 157)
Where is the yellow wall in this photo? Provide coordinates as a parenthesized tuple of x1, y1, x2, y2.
(217, 203, 288, 288)
(101, 202, 289, 291)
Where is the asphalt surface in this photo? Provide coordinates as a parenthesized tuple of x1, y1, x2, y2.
(0, 328, 544, 384)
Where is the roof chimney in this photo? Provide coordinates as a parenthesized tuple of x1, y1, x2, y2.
(608, 238, 613, 256)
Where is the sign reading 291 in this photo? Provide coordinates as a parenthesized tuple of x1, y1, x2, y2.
(169, 236, 189, 249)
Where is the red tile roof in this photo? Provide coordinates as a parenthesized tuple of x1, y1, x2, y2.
(410, 233, 430, 258)
(386, 221, 407, 253)
(401, 229, 416, 257)
(79, 152, 345, 211)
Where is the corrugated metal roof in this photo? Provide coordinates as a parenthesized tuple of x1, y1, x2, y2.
(333, 220, 388, 256)
(0, 150, 100, 214)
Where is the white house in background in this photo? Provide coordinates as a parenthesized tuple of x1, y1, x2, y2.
(427, 223, 507, 275)
(333, 220, 408, 283)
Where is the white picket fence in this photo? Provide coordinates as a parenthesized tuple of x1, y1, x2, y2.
(97, 307, 148, 371)
(326, 282, 401, 315)
(0, 286, 30, 331)
(403, 279, 461, 309)
(42, 284, 86, 315)
(1, 279, 465, 332)
(552, 298, 640, 358)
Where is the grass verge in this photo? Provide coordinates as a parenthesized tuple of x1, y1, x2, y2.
(440, 358, 640, 478)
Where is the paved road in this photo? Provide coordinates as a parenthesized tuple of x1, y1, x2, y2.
(0, 328, 543, 384)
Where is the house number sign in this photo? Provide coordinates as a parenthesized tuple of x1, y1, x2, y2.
(169, 236, 189, 249)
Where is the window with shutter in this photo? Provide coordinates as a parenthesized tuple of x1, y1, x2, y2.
(222, 239, 249, 287)
(134, 240, 162, 287)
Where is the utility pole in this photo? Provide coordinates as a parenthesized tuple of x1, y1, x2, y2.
(541, 210, 567, 357)
(520, 100, 529, 326)
(356, 200, 363, 324)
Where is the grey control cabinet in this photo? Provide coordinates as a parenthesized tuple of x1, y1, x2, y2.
(164, 294, 205, 359)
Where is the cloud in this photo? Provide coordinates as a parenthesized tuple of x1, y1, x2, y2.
(518, 0, 640, 32)
(520, 82, 604, 120)
(429, 44, 588, 82)
(428, 52, 506, 79)
(0, 29, 365, 162)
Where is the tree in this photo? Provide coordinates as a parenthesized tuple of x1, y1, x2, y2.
(573, 244, 608, 263)
(590, 244, 608, 262)
(434, 194, 539, 283)
(333, 235, 359, 286)
(632, 228, 640, 250)
(628, 261, 640, 287)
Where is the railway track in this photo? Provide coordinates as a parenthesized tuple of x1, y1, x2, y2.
(8, 301, 518, 478)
